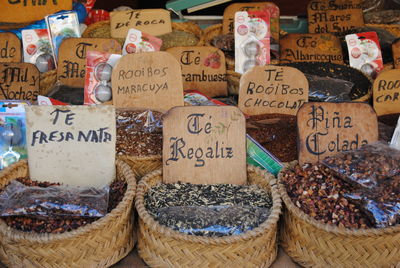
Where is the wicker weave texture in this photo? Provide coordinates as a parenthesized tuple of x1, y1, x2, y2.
(136, 166, 282, 268)
(0, 159, 137, 268)
(278, 162, 400, 268)
(118, 155, 162, 181)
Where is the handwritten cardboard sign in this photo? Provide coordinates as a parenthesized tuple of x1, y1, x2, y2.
(0, 33, 21, 63)
(308, 0, 364, 33)
(57, 38, 121, 87)
(393, 39, 400, 69)
(297, 102, 378, 164)
(112, 51, 184, 111)
(26, 105, 116, 187)
(0, 0, 71, 23)
(280, 33, 343, 64)
(0, 62, 39, 102)
(373, 69, 400, 116)
(110, 9, 172, 39)
(167, 46, 227, 97)
(163, 106, 246, 185)
(239, 66, 308, 116)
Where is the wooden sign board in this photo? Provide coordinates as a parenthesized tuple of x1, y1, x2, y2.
(373, 69, 400, 116)
(308, 0, 364, 33)
(0, 33, 21, 63)
(280, 33, 343, 64)
(26, 105, 116, 187)
(298, 102, 378, 164)
(163, 106, 246, 185)
(112, 51, 184, 111)
(393, 39, 400, 69)
(0, 63, 39, 102)
(57, 38, 121, 87)
(167, 46, 227, 97)
(222, 2, 279, 42)
(110, 9, 172, 39)
(0, 0, 71, 23)
(239, 66, 308, 116)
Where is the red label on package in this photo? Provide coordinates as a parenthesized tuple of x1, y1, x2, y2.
(122, 28, 162, 55)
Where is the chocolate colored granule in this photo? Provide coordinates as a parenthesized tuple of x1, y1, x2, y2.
(145, 182, 272, 237)
(246, 113, 297, 162)
(2, 178, 127, 234)
(116, 110, 163, 157)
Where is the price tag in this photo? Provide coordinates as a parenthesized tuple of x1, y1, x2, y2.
(0, 33, 21, 63)
(373, 69, 400, 116)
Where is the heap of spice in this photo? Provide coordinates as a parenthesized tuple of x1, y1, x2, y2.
(116, 110, 163, 157)
(159, 31, 199, 51)
(145, 182, 272, 237)
(246, 113, 297, 162)
(2, 178, 127, 234)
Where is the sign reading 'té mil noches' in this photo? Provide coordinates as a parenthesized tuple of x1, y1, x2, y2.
(238, 66, 308, 116)
(167, 46, 227, 97)
(297, 102, 378, 165)
(0, 62, 39, 102)
(163, 106, 246, 185)
(57, 38, 122, 87)
(26, 105, 116, 187)
(307, 0, 364, 34)
(373, 69, 400, 116)
(393, 39, 400, 69)
(0, 33, 21, 63)
(110, 9, 172, 39)
(280, 33, 343, 64)
(112, 51, 184, 111)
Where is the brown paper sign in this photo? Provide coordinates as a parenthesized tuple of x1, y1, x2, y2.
(163, 106, 246, 185)
(222, 2, 280, 43)
(57, 38, 121, 87)
(0, 33, 21, 63)
(308, 0, 364, 33)
(280, 33, 343, 64)
(298, 102, 378, 164)
(0, 63, 39, 102)
(112, 51, 184, 111)
(26, 105, 116, 187)
(0, 0, 71, 23)
(393, 39, 400, 69)
(167, 46, 227, 97)
(373, 69, 400, 116)
(110, 9, 172, 39)
(239, 66, 308, 116)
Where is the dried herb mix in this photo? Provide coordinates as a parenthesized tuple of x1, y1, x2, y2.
(145, 182, 272, 237)
(159, 31, 199, 51)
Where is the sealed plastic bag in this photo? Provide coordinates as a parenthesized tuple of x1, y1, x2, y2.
(153, 205, 271, 237)
(323, 142, 400, 189)
(0, 180, 109, 218)
(305, 74, 353, 102)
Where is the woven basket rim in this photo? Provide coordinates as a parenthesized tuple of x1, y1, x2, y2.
(277, 161, 400, 237)
(135, 165, 282, 245)
(0, 159, 137, 243)
(118, 154, 162, 161)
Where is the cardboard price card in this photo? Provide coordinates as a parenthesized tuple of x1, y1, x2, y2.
(393, 39, 400, 69)
(280, 33, 343, 64)
(0, 0, 71, 23)
(308, 0, 364, 33)
(238, 66, 308, 116)
(297, 102, 378, 164)
(0, 63, 39, 102)
(167, 46, 227, 97)
(26, 105, 116, 187)
(110, 9, 172, 39)
(163, 106, 246, 185)
(57, 38, 122, 87)
(112, 51, 184, 111)
(0, 33, 22, 63)
(373, 69, 400, 116)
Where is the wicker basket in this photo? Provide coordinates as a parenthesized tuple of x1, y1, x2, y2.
(135, 165, 282, 268)
(39, 69, 58, 97)
(0, 159, 137, 268)
(277, 162, 400, 268)
(117, 155, 162, 181)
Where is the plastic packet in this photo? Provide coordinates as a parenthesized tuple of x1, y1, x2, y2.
(84, 51, 121, 104)
(0, 180, 109, 219)
(122, 28, 162, 55)
(47, 82, 84, 105)
(184, 90, 227, 106)
(390, 115, 400, 150)
(153, 205, 271, 237)
(323, 142, 400, 189)
(305, 74, 353, 102)
(117, 109, 162, 134)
